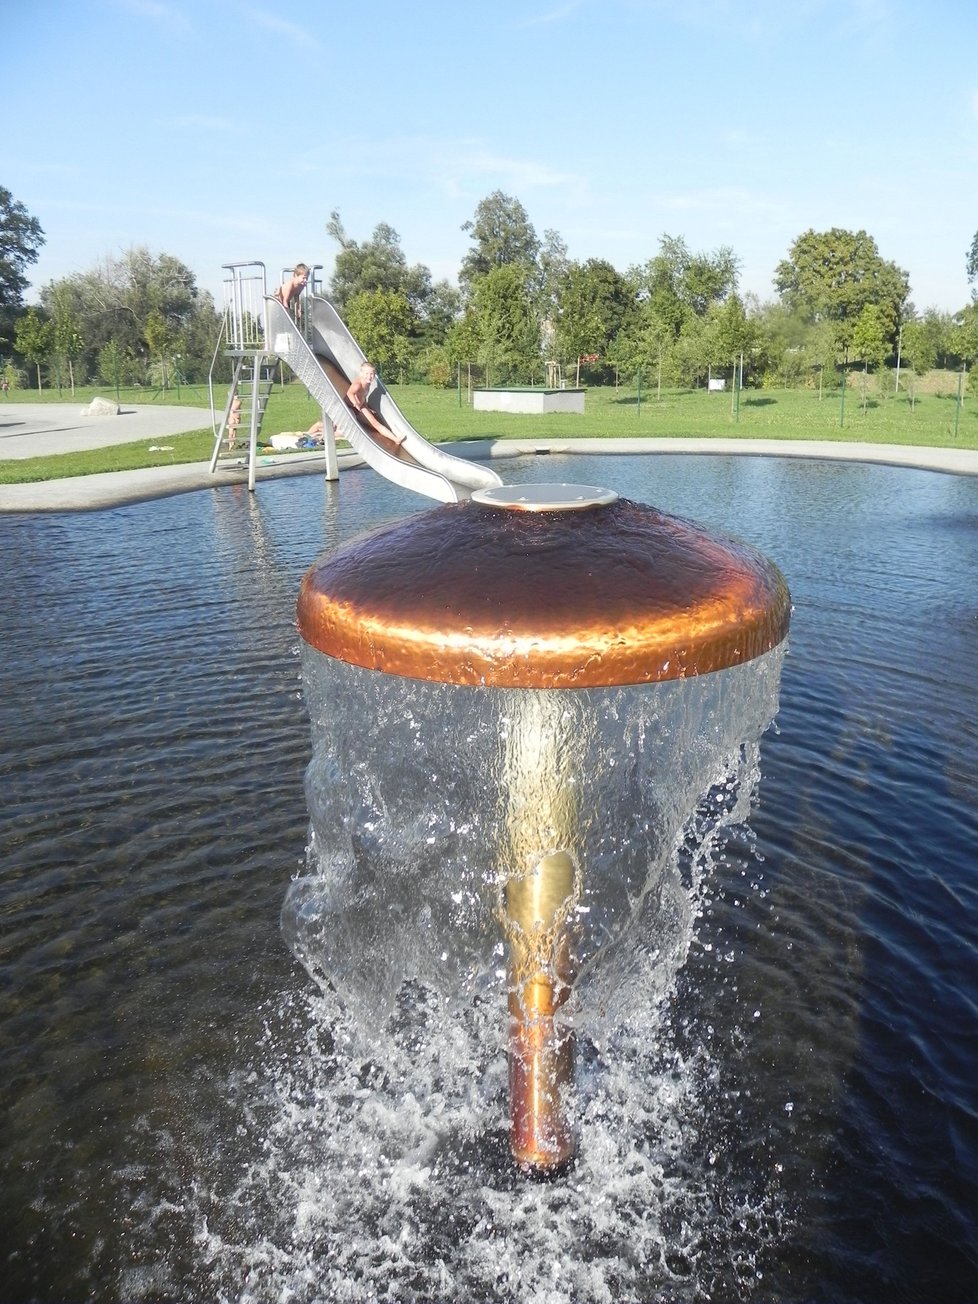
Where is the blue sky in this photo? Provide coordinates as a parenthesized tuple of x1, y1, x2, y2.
(7, 0, 978, 314)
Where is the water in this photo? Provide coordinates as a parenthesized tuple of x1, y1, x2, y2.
(2, 453, 977, 1302)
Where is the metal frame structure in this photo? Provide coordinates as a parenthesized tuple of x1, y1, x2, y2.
(208, 261, 337, 492)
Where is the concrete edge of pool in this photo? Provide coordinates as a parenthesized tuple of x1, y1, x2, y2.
(3, 434, 978, 513)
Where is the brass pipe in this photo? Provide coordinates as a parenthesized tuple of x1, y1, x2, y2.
(505, 850, 577, 1172)
(501, 695, 582, 1174)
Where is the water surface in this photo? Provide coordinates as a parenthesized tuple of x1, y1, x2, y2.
(2, 453, 977, 1302)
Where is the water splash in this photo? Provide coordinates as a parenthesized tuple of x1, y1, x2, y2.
(187, 648, 786, 1300)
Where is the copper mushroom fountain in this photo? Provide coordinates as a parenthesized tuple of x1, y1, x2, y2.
(296, 483, 791, 1175)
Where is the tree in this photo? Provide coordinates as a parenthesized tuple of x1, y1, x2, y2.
(967, 230, 978, 301)
(850, 303, 888, 411)
(444, 309, 482, 373)
(469, 263, 540, 384)
(631, 235, 740, 349)
(554, 259, 635, 383)
(416, 279, 462, 349)
(144, 309, 177, 389)
(908, 307, 957, 370)
(682, 243, 740, 317)
(851, 303, 888, 367)
(0, 187, 45, 342)
(672, 315, 708, 388)
(50, 287, 85, 394)
(899, 319, 935, 409)
(804, 319, 843, 398)
(537, 228, 571, 326)
(702, 292, 755, 376)
(774, 228, 909, 352)
(459, 192, 540, 295)
(14, 307, 52, 390)
(954, 304, 978, 374)
(326, 211, 432, 319)
(98, 339, 130, 393)
(40, 247, 216, 382)
(344, 288, 414, 381)
(627, 304, 674, 396)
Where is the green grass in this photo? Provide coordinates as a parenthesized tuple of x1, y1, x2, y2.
(404, 381, 978, 448)
(1, 379, 975, 485)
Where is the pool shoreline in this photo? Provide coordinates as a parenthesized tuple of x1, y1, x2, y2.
(3, 435, 978, 513)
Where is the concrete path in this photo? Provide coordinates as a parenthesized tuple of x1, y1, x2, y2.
(0, 401, 210, 459)
(3, 404, 978, 513)
(0, 400, 364, 511)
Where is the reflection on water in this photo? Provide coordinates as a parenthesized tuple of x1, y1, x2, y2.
(2, 453, 978, 1302)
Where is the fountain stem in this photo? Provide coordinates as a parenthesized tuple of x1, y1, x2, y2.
(505, 849, 577, 1172)
(500, 691, 582, 1172)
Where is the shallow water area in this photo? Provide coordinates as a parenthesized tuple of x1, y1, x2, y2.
(2, 453, 978, 1302)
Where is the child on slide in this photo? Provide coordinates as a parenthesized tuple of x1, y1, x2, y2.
(346, 363, 406, 446)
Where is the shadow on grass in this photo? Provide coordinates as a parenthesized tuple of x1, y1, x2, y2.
(742, 397, 777, 408)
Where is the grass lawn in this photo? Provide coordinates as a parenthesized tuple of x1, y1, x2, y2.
(1, 376, 975, 484)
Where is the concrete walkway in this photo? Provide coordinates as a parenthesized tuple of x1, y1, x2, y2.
(2, 404, 978, 513)
(0, 400, 361, 511)
(0, 401, 211, 459)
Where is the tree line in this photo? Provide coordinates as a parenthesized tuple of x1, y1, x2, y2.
(2, 184, 978, 396)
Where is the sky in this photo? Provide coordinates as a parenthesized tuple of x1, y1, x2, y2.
(6, 0, 978, 316)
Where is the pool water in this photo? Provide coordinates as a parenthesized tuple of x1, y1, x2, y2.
(2, 452, 977, 1303)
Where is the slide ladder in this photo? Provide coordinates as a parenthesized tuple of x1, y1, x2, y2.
(211, 353, 275, 458)
(264, 295, 502, 504)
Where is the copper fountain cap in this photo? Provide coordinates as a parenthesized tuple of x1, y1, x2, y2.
(296, 483, 790, 689)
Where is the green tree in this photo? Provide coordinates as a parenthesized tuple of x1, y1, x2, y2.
(344, 288, 414, 381)
(804, 319, 843, 397)
(703, 292, 755, 378)
(50, 286, 85, 394)
(967, 229, 978, 301)
(326, 211, 432, 319)
(537, 228, 571, 329)
(445, 309, 480, 365)
(416, 280, 462, 349)
(98, 338, 130, 393)
(459, 192, 540, 295)
(672, 315, 708, 388)
(774, 228, 909, 352)
(40, 246, 215, 383)
(851, 303, 888, 411)
(918, 308, 957, 369)
(632, 235, 739, 343)
(144, 309, 177, 389)
(628, 305, 674, 395)
(0, 187, 45, 346)
(469, 263, 540, 384)
(416, 344, 454, 387)
(14, 307, 52, 390)
(899, 319, 935, 408)
(954, 305, 978, 397)
(555, 259, 635, 383)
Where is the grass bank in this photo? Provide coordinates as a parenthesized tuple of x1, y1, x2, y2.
(1, 378, 975, 484)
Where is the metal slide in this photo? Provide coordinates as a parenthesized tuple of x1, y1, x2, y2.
(264, 295, 503, 503)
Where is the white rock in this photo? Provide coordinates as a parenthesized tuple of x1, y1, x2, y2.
(84, 396, 120, 417)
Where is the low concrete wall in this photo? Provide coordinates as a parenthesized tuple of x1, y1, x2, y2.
(472, 388, 585, 414)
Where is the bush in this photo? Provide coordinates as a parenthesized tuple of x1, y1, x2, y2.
(417, 345, 454, 387)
